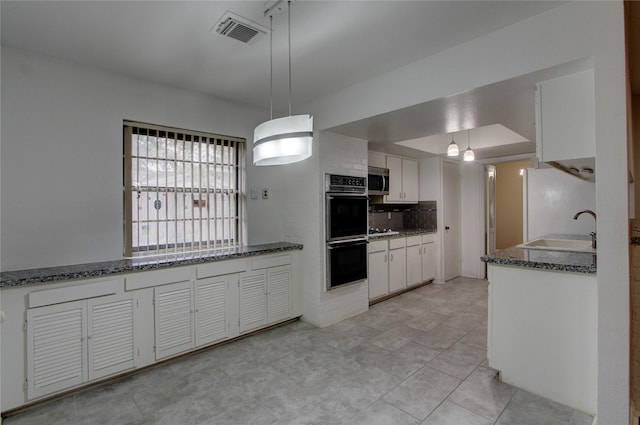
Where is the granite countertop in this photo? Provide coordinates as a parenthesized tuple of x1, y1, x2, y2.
(481, 234, 596, 274)
(0, 242, 303, 287)
(368, 229, 436, 240)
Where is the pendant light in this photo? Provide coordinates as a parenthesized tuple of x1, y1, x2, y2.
(463, 129, 475, 161)
(446, 133, 459, 157)
(253, 0, 313, 166)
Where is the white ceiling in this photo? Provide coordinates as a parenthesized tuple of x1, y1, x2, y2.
(1, 0, 570, 159)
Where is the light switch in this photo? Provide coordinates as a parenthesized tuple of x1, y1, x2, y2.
(262, 188, 269, 199)
(250, 188, 260, 200)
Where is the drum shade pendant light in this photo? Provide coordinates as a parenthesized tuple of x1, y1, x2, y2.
(253, 0, 313, 166)
(446, 133, 459, 157)
(463, 129, 475, 161)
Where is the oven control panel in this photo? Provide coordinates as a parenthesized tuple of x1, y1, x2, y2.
(325, 174, 366, 193)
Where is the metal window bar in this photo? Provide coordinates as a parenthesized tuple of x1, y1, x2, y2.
(123, 121, 245, 256)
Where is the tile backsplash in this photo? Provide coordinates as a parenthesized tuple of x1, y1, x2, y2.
(369, 201, 437, 232)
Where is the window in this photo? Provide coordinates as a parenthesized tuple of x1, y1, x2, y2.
(124, 121, 245, 256)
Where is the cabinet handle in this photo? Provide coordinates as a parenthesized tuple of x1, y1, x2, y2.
(403, 192, 406, 199)
(384, 254, 387, 262)
(399, 192, 402, 198)
(390, 253, 394, 261)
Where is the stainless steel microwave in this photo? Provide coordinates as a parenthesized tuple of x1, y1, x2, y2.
(368, 166, 389, 195)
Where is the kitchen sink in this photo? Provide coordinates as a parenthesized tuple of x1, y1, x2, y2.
(517, 238, 595, 253)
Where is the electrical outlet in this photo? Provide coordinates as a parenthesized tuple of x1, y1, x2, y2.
(387, 212, 392, 220)
(262, 188, 269, 199)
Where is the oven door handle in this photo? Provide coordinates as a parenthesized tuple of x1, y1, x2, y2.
(327, 238, 368, 249)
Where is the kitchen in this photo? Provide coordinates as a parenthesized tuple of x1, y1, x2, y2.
(0, 1, 631, 425)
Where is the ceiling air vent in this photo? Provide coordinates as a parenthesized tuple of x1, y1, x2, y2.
(213, 12, 267, 45)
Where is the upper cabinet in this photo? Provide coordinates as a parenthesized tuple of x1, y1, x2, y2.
(535, 69, 595, 180)
(372, 153, 418, 204)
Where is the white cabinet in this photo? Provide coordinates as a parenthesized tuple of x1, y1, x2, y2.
(154, 276, 235, 360)
(239, 263, 292, 334)
(368, 151, 387, 168)
(421, 234, 436, 282)
(87, 294, 135, 381)
(154, 281, 194, 360)
(536, 69, 595, 163)
(384, 156, 419, 203)
(388, 238, 407, 293)
(195, 277, 231, 347)
(26, 293, 135, 399)
(406, 236, 423, 287)
(368, 240, 389, 300)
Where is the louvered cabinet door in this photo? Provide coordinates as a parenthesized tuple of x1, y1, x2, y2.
(26, 301, 87, 400)
(195, 277, 230, 347)
(267, 265, 291, 324)
(154, 281, 194, 360)
(239, 270, 267, 334)
(87, 294, 135, 380)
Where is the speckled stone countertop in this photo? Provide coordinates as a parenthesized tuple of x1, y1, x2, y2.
(0, 242, 303, 287)
(481, 234, 596, 274)
(368, 230, 436, 240)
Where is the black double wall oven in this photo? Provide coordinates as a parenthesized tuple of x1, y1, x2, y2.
(325, 174, 368, 290)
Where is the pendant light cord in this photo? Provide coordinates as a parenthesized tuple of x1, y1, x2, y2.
(269, 14, 273, 120)
(288, 0, 292, 117)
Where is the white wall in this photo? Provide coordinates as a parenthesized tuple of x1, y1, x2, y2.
(461, 163, 485, 279)
(525, 168, 596, 239)
(0, 47, 288, 270)
(301, 2, 628, 422)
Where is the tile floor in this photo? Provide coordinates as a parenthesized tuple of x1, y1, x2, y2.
(4, 277, 594, 425)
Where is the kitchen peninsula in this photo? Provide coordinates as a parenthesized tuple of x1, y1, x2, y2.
(481, 236, 596, 415)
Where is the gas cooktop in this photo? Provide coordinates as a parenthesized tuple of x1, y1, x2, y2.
(368, 228, 400, 236)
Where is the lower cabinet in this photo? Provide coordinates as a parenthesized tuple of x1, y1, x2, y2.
(26, 293, 135, 400)
(154, 275, 235, 360)
(368, 234, 437, 302)
(388, 241, 407, 293)
(14, 252, 298, 409)
(239, 265, 291, 334)
(368, 241, 389, 299)
(421, 234, 436, 282)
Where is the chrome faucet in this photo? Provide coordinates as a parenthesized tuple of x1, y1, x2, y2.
(573, 210, 596, 249)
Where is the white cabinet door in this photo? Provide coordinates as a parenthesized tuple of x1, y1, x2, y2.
(406, 243, 423, 287)
(386, 156, 404, 202)
(368, 151, 387, 168)
(154, 281, 194, 360)
(87, 294, 135, 381)
(422, 241, 436, 282)
(388, 247, 407, 293)
(26, 301, 87, 399)
(239, 270, 267, 334)
(267, 265, 291, 324)
(195, 277, 231, 347)
(368, 250, 389, 299)
(402, 159, 419, 202)
(537, 69, 595, 163)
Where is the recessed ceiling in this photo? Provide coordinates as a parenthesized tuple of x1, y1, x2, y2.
(395, 124, 528, 156)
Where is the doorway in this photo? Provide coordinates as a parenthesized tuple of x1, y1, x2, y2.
(492, 160, 531, 249)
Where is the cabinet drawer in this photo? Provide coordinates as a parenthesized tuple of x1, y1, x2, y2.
(421, 233, 436, 244)
(125, 267, 192, 291)
(251, 254, 291, 270)
(389, 238, 406, 250)
(196, 259, 247, 279)
(29, 278, 120, 308)
(406, 236, 421, 247)
(368, 240, 388, 253)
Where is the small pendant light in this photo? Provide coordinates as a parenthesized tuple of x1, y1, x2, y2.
(463, 129, 475, 162)
(446, 133, 459, 157)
